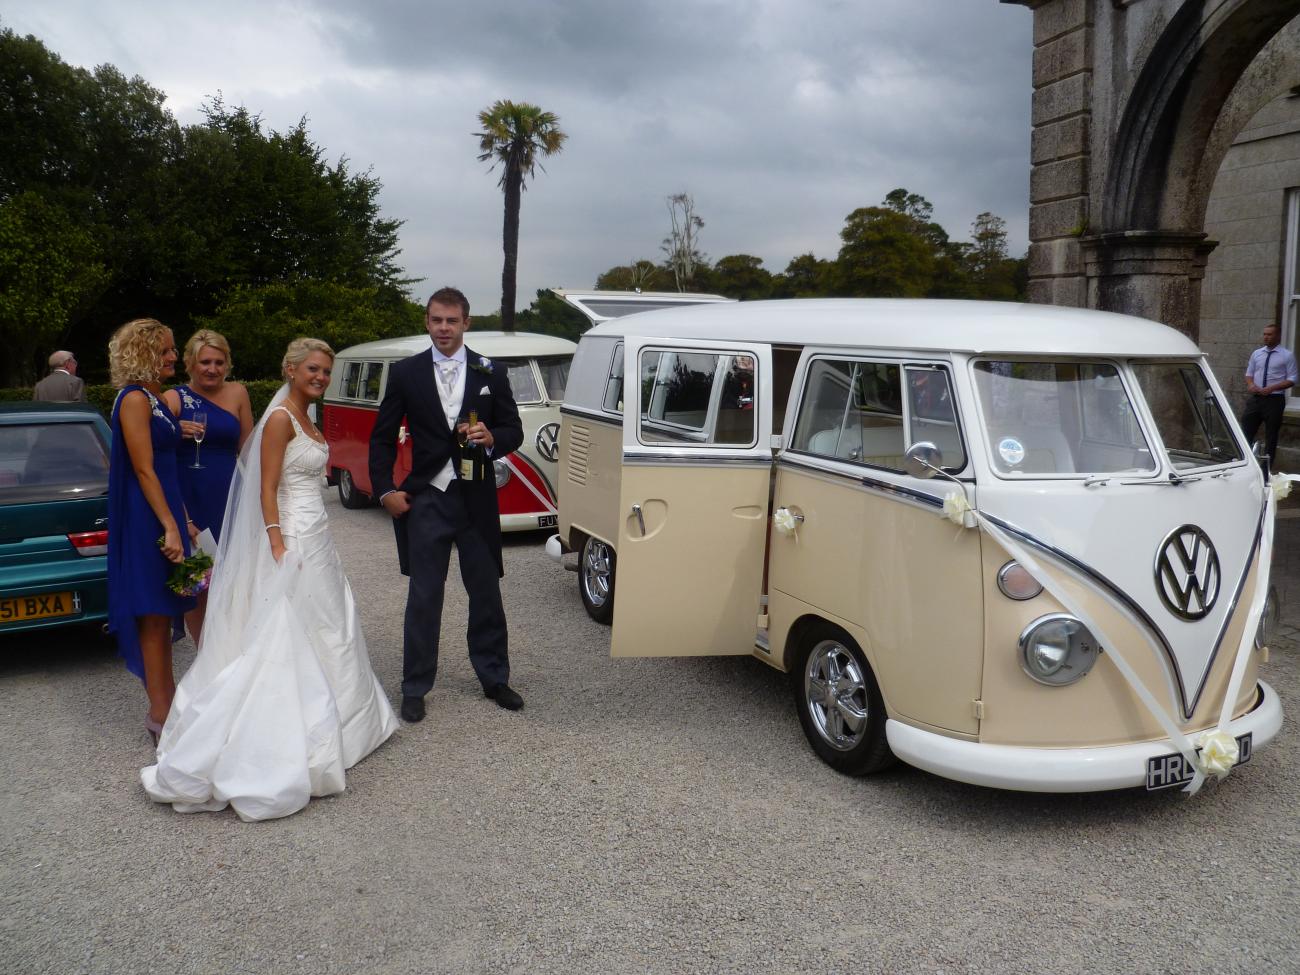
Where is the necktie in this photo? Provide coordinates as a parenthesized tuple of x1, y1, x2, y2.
(437, 360, 459, 399)
(1262, 349, 1274, 391)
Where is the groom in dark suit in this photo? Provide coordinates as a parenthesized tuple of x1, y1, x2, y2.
(369, 286, 525, 720)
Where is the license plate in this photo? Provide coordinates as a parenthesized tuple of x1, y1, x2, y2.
(1145, 733, 1252, 791)
(537, 514, 558, 528)
(0, 591, 81, 623)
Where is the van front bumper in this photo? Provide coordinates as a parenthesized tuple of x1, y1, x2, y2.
(886, 680, 1283, 793)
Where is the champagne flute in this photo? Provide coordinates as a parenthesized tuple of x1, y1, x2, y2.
(190, 411, 208, 469)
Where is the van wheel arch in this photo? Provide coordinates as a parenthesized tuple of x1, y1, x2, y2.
(573, 530, 616, 625)
(789, 619, 895, 776)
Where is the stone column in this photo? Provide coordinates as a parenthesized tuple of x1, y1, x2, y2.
(1081, 231, 1217, 341)
(1018, 0, 1093, 309)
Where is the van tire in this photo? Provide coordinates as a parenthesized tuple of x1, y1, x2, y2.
(337, 469, 371, 509)
(792, 625, 894, 775)
(578, 535, 615, 624)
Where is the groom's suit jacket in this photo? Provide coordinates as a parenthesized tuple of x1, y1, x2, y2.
(368, 345, 523, 577)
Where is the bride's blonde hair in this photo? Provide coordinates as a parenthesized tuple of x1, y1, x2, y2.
(281, 337, 334, 380)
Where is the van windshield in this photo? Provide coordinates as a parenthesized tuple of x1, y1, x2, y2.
(1130, 361, 1244, 470)
(973, 360, 1157, 476)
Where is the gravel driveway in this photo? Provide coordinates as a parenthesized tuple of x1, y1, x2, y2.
(2, 488, 1297, 975)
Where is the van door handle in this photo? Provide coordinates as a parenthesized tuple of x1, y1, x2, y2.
(632, 503, 646, 537)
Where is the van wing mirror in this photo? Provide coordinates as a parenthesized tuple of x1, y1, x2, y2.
(903, 442, 943, 479)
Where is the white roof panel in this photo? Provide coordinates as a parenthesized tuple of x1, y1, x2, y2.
(583, 299, 1203, 357)
(335, 330, 578, 361)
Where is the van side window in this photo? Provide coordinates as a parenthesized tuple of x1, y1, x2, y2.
(361, 362, 383, 402)
(603, 342, 625, 413)
(342, 361, 363, 399)
(636, 349, 756, 446)
(792, 359, 906, 468)
(905, 366, 965, 470)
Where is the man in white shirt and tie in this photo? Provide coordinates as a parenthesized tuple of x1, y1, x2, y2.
(1241, 323, 1297, 472)
(369, 287, 525, 721)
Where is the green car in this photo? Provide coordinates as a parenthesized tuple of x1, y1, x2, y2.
(0, 402, 112, 634)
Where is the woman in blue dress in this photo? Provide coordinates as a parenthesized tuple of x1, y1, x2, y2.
(164, 329, 252, 642)
(107, 318, 197, 743)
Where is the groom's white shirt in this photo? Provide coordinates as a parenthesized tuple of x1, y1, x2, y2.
(431, 347, 467, 491)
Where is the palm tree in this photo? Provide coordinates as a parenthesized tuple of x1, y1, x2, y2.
(476, 100, 567, 331)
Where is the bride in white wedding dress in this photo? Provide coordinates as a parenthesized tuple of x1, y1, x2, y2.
(142, 338, 397, 821)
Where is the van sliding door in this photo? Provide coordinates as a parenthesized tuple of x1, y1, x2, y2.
(612, 337, 773, 657)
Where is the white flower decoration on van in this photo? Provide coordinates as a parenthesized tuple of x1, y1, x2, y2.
(1271, 474, 1295, 501)
(1196, 730, 1239, 778)
(942, 491, 975, 528)
(773, 506, 802, 536)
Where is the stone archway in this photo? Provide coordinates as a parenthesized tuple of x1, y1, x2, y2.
(1007, 0, 1300, 340)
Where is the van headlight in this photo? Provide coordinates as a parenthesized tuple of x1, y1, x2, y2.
(493, 459, 511, 489)
(1018, 614, 1100, 686)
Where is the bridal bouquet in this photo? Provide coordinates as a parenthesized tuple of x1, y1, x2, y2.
(157, 537, 215, 596)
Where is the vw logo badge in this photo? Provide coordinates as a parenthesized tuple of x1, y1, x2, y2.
(535, 422, 560, 462)
(1154, 525, 1220, 621)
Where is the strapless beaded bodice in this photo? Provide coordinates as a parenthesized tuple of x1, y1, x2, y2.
(274, 407, 329, 539)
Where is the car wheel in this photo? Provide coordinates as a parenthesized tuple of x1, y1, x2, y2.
(337, 468, 370, 509)
(578, 535, 615, 624)
(792, 625, 894, 775)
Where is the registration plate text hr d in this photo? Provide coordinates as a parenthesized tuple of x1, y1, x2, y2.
(1145, 733, 1252, 791)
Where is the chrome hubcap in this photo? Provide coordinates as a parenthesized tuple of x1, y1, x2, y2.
(582, 540, 612, 606)
(339, 469, 354, 498)
(804, 640, 869, 751)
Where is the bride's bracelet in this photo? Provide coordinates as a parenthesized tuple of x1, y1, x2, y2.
(264, 523, 281, 533)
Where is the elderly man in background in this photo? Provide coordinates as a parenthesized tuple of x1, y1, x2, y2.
(32, 351, 86, 403)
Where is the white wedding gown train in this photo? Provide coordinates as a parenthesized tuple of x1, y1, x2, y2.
(141, 404, 396, 822)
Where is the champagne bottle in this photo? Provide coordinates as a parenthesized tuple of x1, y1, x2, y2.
(459, 410, 485, 481)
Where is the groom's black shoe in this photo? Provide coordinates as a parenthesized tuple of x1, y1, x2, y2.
(400, 695, 426, 723)
(485, 683, 523, 711)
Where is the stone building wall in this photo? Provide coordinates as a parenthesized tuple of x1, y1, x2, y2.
(1200, 91, 1300, 470)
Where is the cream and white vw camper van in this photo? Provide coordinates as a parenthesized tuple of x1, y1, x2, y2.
(549, 299, 1284, 793)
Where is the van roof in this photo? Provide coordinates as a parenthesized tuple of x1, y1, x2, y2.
(583, 298, 1204, 357)
(335, 330, 578, 360)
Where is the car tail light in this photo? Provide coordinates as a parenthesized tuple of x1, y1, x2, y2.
(68, 530, 108, 557)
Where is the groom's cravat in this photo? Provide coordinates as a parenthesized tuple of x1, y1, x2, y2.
(437, 359, 459, 400)
(431, 352, 466, 492)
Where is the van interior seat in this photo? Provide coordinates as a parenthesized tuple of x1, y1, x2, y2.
(806, 424, 905, 467)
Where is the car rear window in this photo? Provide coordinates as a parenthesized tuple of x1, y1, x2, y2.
(0, 422, 109, 504)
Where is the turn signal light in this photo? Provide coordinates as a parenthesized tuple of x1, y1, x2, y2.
(68, 530, 108, 557)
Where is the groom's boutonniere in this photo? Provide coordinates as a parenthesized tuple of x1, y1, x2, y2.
(469, 355, 493, 375)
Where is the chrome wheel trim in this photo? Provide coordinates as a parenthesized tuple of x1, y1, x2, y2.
(804, 639, 869, 751)
(581, 539, 612, 607)
(339, 469, 356, 500)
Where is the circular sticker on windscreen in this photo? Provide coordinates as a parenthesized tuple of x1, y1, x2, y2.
(998, 437, 1026, 466)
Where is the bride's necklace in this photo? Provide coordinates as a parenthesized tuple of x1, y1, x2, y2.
(284, 398, 325, 443)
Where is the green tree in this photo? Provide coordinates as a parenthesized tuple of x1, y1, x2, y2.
(476, 100, 567, 331)
(834, 207, 935, 297)
(514, 288, 591, 341)
(594, 259, 673, 292)
(196, 280, 422, 380)
(0, 192, 108, 385)
(771, 253, 835, 298)
(708, 254, 773, 300)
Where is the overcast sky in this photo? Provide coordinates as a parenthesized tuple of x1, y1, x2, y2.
(5, 1, 1033, 315)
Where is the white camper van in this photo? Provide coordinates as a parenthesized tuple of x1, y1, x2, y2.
(548, 298, 1284, 794)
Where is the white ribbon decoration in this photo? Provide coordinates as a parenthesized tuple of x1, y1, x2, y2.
(940, 471, 1284, 795)
(498, 454, 558, 514)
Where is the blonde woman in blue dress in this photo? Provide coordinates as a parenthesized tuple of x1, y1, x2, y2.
(142, 338, 397, 821)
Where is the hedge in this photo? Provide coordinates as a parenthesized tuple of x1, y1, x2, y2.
(1, 379, 288, 424)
